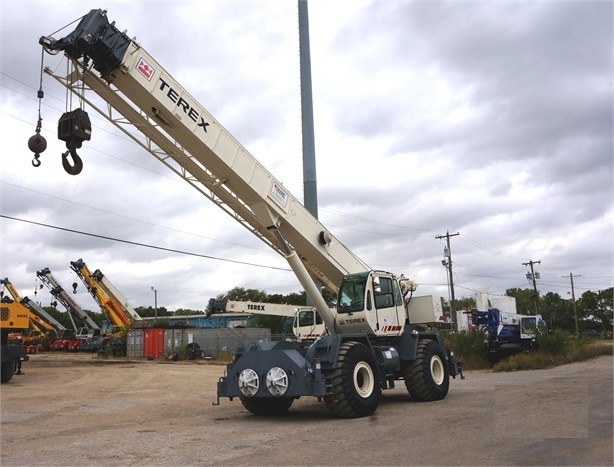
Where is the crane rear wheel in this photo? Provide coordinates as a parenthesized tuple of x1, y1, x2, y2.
(403, 339, 449, 401)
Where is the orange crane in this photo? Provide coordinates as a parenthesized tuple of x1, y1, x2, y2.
(1, 277, 68, 338)
(70, 259, 132, 329)
(1, 298, 29, 383)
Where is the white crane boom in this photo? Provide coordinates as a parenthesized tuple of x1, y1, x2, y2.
(40, 9, 368, 302)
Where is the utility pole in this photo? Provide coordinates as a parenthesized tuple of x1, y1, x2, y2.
(564, 272, 581, 337)
(523, 260, 541, 315)
(151, 286, 158, 320)
(298, 0, 319, 309)
(298, 0, 317, 219)
(436, 230, 459, 330)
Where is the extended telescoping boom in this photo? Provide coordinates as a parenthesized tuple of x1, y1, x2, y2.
(37, 9, 463, 418)
(36, 268, 100, 338)
(89, 269, 142, 323)
(1, 278, 67, 336)
(70, 259, 134, 328)
(206, 298, 326, 340)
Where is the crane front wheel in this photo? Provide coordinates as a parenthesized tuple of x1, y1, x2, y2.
(324, 341, 381, 418)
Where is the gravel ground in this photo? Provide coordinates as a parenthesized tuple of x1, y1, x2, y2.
(1, 352, 612, 466)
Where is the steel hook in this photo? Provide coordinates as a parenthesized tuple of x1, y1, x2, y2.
(32, 154, 42, 167)
(61, 147, 83, 175)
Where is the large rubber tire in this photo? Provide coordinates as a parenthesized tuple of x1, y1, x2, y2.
(1, 361, 16, 383)
(324, 341, 381, 418)
(403, 339, 449, 401)
(240, 397, 294, 416)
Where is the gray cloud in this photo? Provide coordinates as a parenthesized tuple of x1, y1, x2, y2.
(1, 1, 611, 313)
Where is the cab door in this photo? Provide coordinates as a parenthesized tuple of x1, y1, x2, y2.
(372, 274, 404, 334)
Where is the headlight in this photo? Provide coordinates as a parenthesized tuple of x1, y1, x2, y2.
(266, 367, 289, 396)
(238, 368, 259, 397)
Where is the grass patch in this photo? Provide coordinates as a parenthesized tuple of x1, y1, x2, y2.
(494, 334, 612, 372)
(444, 329, 613, 372)
(443, 331, 489, 371)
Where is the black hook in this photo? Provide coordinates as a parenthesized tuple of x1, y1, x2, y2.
(62, 147, 83, 176)
(28, 127, 47, 168)
(57, 108, 91, 175)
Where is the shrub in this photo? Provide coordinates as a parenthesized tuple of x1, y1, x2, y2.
(444, 331, 489, 370)
(492, 331, 613, 372)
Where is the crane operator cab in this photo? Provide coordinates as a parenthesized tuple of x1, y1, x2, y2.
(337, 271, 407, 336)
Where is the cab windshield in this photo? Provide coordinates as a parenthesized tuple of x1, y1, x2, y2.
(337, 272, 369, 314)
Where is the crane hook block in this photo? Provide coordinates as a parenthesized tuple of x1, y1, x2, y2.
(28, 132, 47, 168)
(57, 108, 91, 175)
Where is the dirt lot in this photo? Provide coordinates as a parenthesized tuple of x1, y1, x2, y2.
(1, 352, 612, 466)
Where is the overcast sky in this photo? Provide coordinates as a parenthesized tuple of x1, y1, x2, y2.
(1, 0, 612, 316)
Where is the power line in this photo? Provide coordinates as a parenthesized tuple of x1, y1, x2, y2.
(1, 180, 270, 252)
(0, 214, 291, 272)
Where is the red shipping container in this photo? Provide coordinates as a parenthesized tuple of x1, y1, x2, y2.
(143, 328, 164, 359)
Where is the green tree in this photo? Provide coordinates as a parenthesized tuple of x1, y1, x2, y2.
(134, 305, 170, 317)
(539, 292, 573, 332)
(247, 315, 288, 334)
(453, 296, 476, 311)
(577, 288, 613, 333)
(41, 305, 75, 333)
(218, 287, 268, 302)
(174, 308, 203, 316)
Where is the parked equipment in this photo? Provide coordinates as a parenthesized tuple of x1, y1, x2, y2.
(70, 259, 136, 354)
(207, 298, 326, 340)
(38, 8, 463, 417)
(1, 277, 68, 339)
(36, 268, 101, 349)
(471, 309, 546, 361)
(1, 298, 29, 383)
(90, 269, 142, 324)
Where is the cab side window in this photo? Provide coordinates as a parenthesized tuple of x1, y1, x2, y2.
(374, 277, 394, 309)
(393, 279, 403, 306)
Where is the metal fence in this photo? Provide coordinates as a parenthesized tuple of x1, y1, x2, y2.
(127, 327, 273, 359)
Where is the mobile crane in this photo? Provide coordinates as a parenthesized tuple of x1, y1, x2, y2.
(206, 298, 326, 340)
(70, 259, 133, 328)
(0, 296, 47, 352)
(36, 8, 462, 417)
(89, 269, 142, 324)
(471, 308, 546, 361)
(70, 259, 138, 354)
(36, 268, 102, 345)
(1, 277, 68, 338)
(1, 283, 54, 337)
(1, 298, 29, 383)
